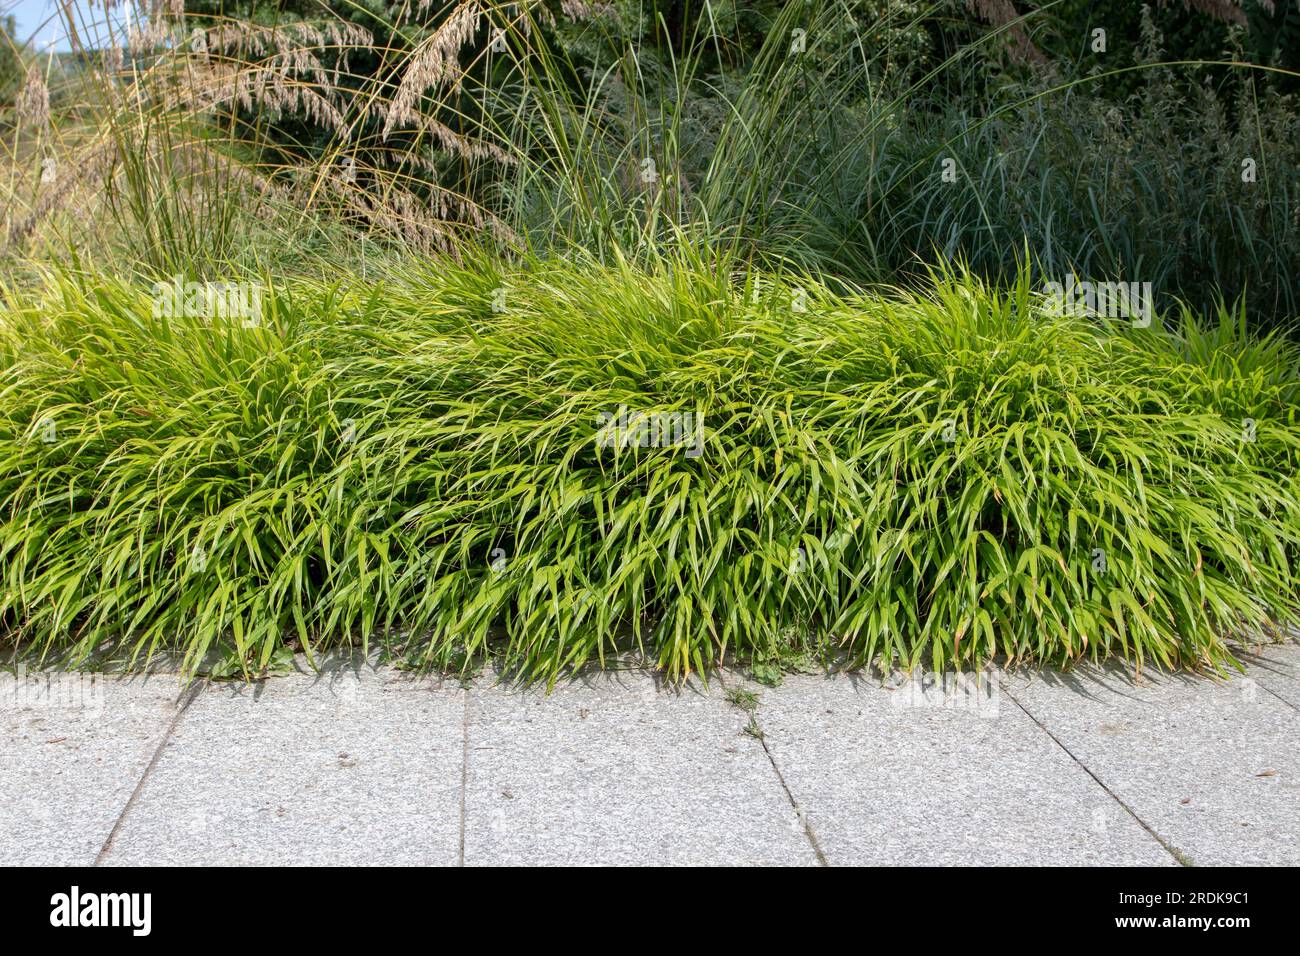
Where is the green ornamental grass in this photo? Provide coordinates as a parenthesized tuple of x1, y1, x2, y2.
(1, 252, 1296, 681)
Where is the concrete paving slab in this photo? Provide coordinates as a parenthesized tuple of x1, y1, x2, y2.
(0, 669, 185, 865)
(753, 671, 1176, 866)
(98, 657, 464, 866)
(463, 670, 817, 865)
(1233, 641, 1300, 711)
(1004, 665, 1299, 866)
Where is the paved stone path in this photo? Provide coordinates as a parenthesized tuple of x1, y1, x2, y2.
(3, 643, 1297, 866)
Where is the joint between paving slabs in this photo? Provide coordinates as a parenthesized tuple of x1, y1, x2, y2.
(458, 685, 469, 867)
(999, 681, 1195, 867)
(720, 673, 829, 867)
(1254, 681, 1298, 714)
(94, 678, 208, 866)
